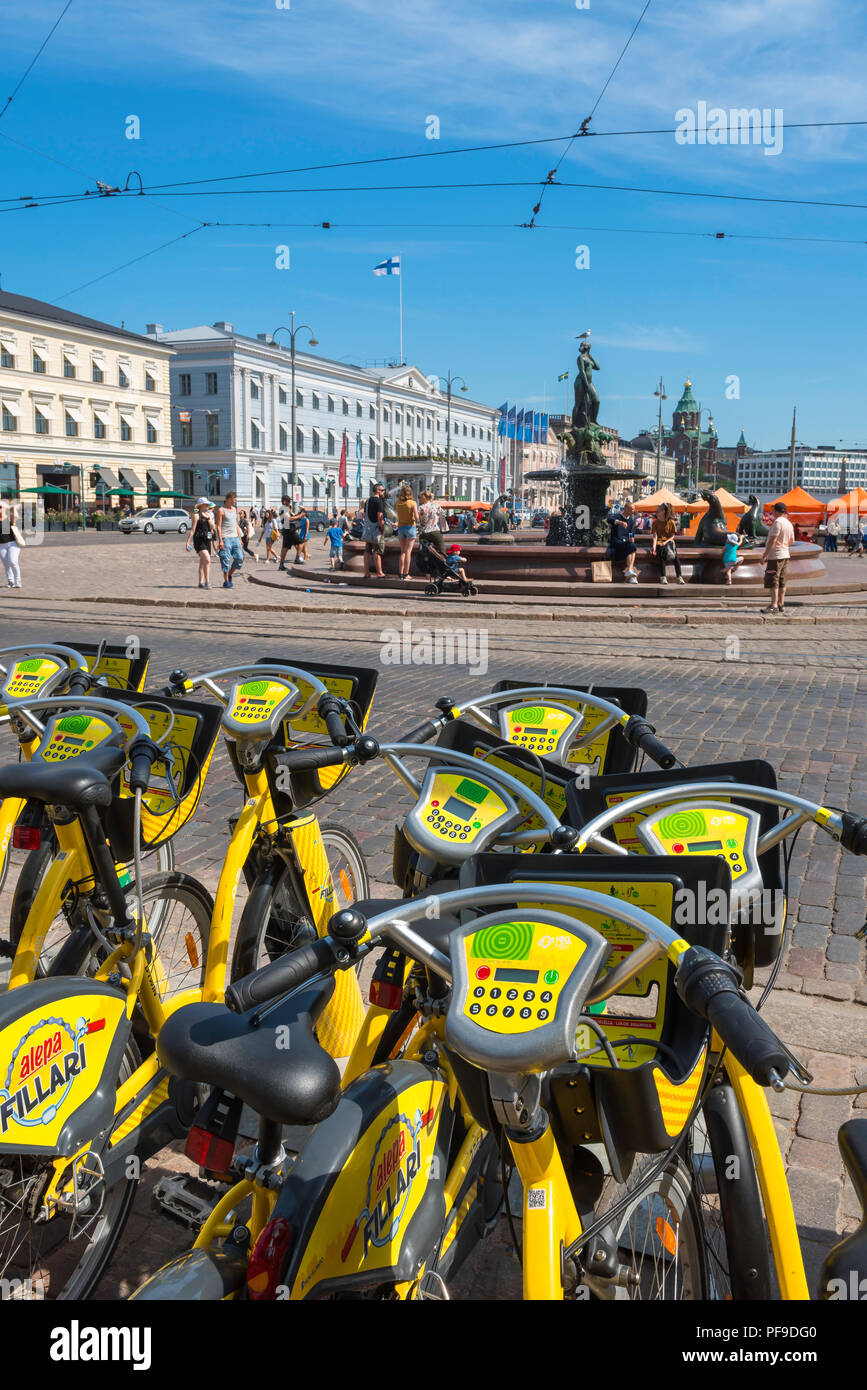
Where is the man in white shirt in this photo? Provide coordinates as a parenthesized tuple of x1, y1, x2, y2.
(762, 502, 796, 615)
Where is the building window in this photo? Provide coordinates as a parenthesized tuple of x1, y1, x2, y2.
(63, 357, 76, 378)
(34, 408, 48, 434)
(1, 348, 14, 369)
(278, 385, 287, 404)
(251, 422, 261, 449)
(356, 401, 363, 417)
(206, 415, 219, 447)
(118, 367, 129, 388)
(369, 404, 375, 419)
(463, 424, 468, 436)
(32, 351, 46, 373)
(342, 399, 350, 416)
(251, 379, 260, 400)
(328, 395, 335, 413)
(296, 425, 304, 452)
(94, 415, 106, 439)
(312, 391, 320, 410)
(328, 431, 336, 456)
(120, 417, 132, 441)
(65, 411, 78, 437)
(205, 372, 218, 395)
(145, 372, 156, 392)
(383, 406, 390, 423)
(180, 419, 192, 447)
(146, 419, 157, 443)
(368, 436, 376, 460)
(295, 387, 303, 407)
(92, 363, 104, 383)
(312, 428, 320, 454)
(279, 425, 288, 451)
(2, 405, 17, 432)
(0, 461, 18, 493)
(179, 373, 191, 396)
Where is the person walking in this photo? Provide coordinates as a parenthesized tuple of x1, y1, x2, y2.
(762, 500, 795, 614)
(186, 496, 216, 588)
(395, 483, 419, 580)
(0, 496, 23, 589)
(418, 490, 446, 554)
(238, 508, 254, 558)
(278, 496, 299, 571)
(825, 516, 839, 552)
(294, 507, 311, 564)
(257, 508, 279, 563)
(362, 482, 387, 578)
(650, 503, 685, 585)
(611, 499, 639, 583)
(215, 490, 244, 590)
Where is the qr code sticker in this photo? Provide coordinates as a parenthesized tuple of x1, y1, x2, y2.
(527, 1188, 546, 1210)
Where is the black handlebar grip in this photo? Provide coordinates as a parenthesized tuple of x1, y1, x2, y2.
(400, 718, 441, 745)
(66, 669, 92, 695)
(318, 694, 350, 748)
(282, 745, 349, 773)
(127, 736, 162, 794)
(841, 812, 867, 857)
(226, 938, 337, 1013)
(675, 945, 790, 1087)
(623, 715, 678, 770)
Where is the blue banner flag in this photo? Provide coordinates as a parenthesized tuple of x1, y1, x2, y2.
(497, 402, 508, 437)
(540, 412, 549, 440)
(507, 404, 517, 439)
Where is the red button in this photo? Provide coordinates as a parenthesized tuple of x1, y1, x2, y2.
(673, 843, 684, 853)
(476, 966, 491, 981)
(431, 800, 439, 808)
(514, 726, 522, 732)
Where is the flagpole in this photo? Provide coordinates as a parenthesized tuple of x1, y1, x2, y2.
(399, 253, 404, 365)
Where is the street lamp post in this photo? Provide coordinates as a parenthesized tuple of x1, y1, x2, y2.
(434, 370, 467, 498)
(273, 312, 319, 502)
(653, 377, 667, 490)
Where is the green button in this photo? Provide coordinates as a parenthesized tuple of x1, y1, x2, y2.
(473, 821, 481, 829)
(544, 969, 559, 985)
(726, 837, 738, 849)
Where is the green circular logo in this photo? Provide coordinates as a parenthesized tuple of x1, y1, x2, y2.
(657, 810, 707, 841)
(240, 680, 269, 697)
(471, 921, 534, 961)
(57, 715, 90, 734)
(513, 705, 545, 726)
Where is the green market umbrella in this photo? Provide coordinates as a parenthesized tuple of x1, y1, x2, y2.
(151, 490, 195, 500)
(20, 484, 73, 495)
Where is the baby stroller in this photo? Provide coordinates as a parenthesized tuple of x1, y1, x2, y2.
(416, 537, 478, 597)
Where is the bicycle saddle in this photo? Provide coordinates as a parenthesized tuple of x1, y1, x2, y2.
(821, 1119, 867, 1297)
(0, 743, 125, 809)
(156, 978, 341, 1127)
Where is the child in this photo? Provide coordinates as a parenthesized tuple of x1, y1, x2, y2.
(445, 542, 469, 583)
(295, 507, 310, 564)
(324, 519, 345, 570)
(721, 530, 744, 585)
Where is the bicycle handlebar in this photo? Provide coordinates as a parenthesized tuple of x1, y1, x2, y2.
(621, 715, 680, 770)
(4, 693, 153, 743)
(675, 945, 790, 1087)
(0, 643, 90, 676)
(167, 663, 327, 717)
(317, 693, 351, 747)
(226, 938, 340, 1012)
(840, 812, 867, 857)
(278, 734, 380, 773)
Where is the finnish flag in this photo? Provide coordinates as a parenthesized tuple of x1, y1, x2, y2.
(373, 256, 401, 276)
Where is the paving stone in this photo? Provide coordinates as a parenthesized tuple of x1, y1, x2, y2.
(827, 935, 866, 964)
(796, 1093, 853, 1141)
(803, 979, 855, 1001)
(788, 1137, 845, 1177)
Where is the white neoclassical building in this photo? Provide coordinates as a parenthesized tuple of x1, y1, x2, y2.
(0, 291, 174, 508)
(148, 320, 500, 507)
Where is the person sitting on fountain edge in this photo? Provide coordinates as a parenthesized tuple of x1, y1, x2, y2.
(610, 499, 639, 583)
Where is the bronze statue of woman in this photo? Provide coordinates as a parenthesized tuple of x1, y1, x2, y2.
(572, 341, 600, 429)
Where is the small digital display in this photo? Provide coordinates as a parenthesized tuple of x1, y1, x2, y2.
(244, 697, 269, 707)
(444, 795, 475, 820)
(60, 735, 86, 747)
(686, 839, 724, 852)
(517, 726, 554, 737)
(494, 967, 539, 984)
(454, 778, 488, 805)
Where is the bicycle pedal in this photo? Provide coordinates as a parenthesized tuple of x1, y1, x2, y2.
(152, 1173, 229, 1231)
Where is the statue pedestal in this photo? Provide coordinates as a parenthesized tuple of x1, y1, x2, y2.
(477, 533, 516, 546)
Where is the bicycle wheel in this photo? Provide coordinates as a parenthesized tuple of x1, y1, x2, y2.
(583, 1154, 708, 1300)
(0, 1038, 141, 1301)
(135, 871, 213, 1001)
(8, 836, 176, 979)
(231, 822, 368, 980)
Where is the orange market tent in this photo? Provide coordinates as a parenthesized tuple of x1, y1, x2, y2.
(827, 486, 867, 519)
(684, 486, 747, 538)
(634, 487, 689, 513)
(436, 499, 491, 510)
(763, 486, 825, 529)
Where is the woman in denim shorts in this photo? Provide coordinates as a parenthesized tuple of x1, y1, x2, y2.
(395, 484, 419, 580)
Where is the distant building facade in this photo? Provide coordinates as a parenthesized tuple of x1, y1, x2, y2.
(736, 446, 863, 503)
(149, 321, 498, 506)
(0, 291, 173, 509)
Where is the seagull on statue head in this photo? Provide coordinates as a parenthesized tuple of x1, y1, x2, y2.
(575, 330, 592, 341)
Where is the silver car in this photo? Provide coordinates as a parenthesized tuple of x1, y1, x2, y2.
(120, 507, 191, 535)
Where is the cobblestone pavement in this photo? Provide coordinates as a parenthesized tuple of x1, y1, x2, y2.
(0, 536, 864, 1300)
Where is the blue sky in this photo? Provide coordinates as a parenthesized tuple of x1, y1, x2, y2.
(1, 0, 866, 448)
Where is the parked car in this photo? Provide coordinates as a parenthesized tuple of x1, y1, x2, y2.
(303, 509, 330, 532)
(120, 507, 190, 535)
(531, 509, 550, 528)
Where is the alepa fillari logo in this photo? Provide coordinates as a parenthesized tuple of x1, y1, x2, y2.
(0, 1014, 104, 1134)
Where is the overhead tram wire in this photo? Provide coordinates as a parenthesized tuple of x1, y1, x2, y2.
(55, 223, 210, 301)
(1, 115, 866, 207)
(0, 0, 75, 124)
(528, 0, 654, 227)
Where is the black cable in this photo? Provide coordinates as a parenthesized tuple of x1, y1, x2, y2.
(0, 1, 74, 124)
(500, 1130, 522, 1265)
(574, 1014, 621, 1070)
(55, 224, 209, 300)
